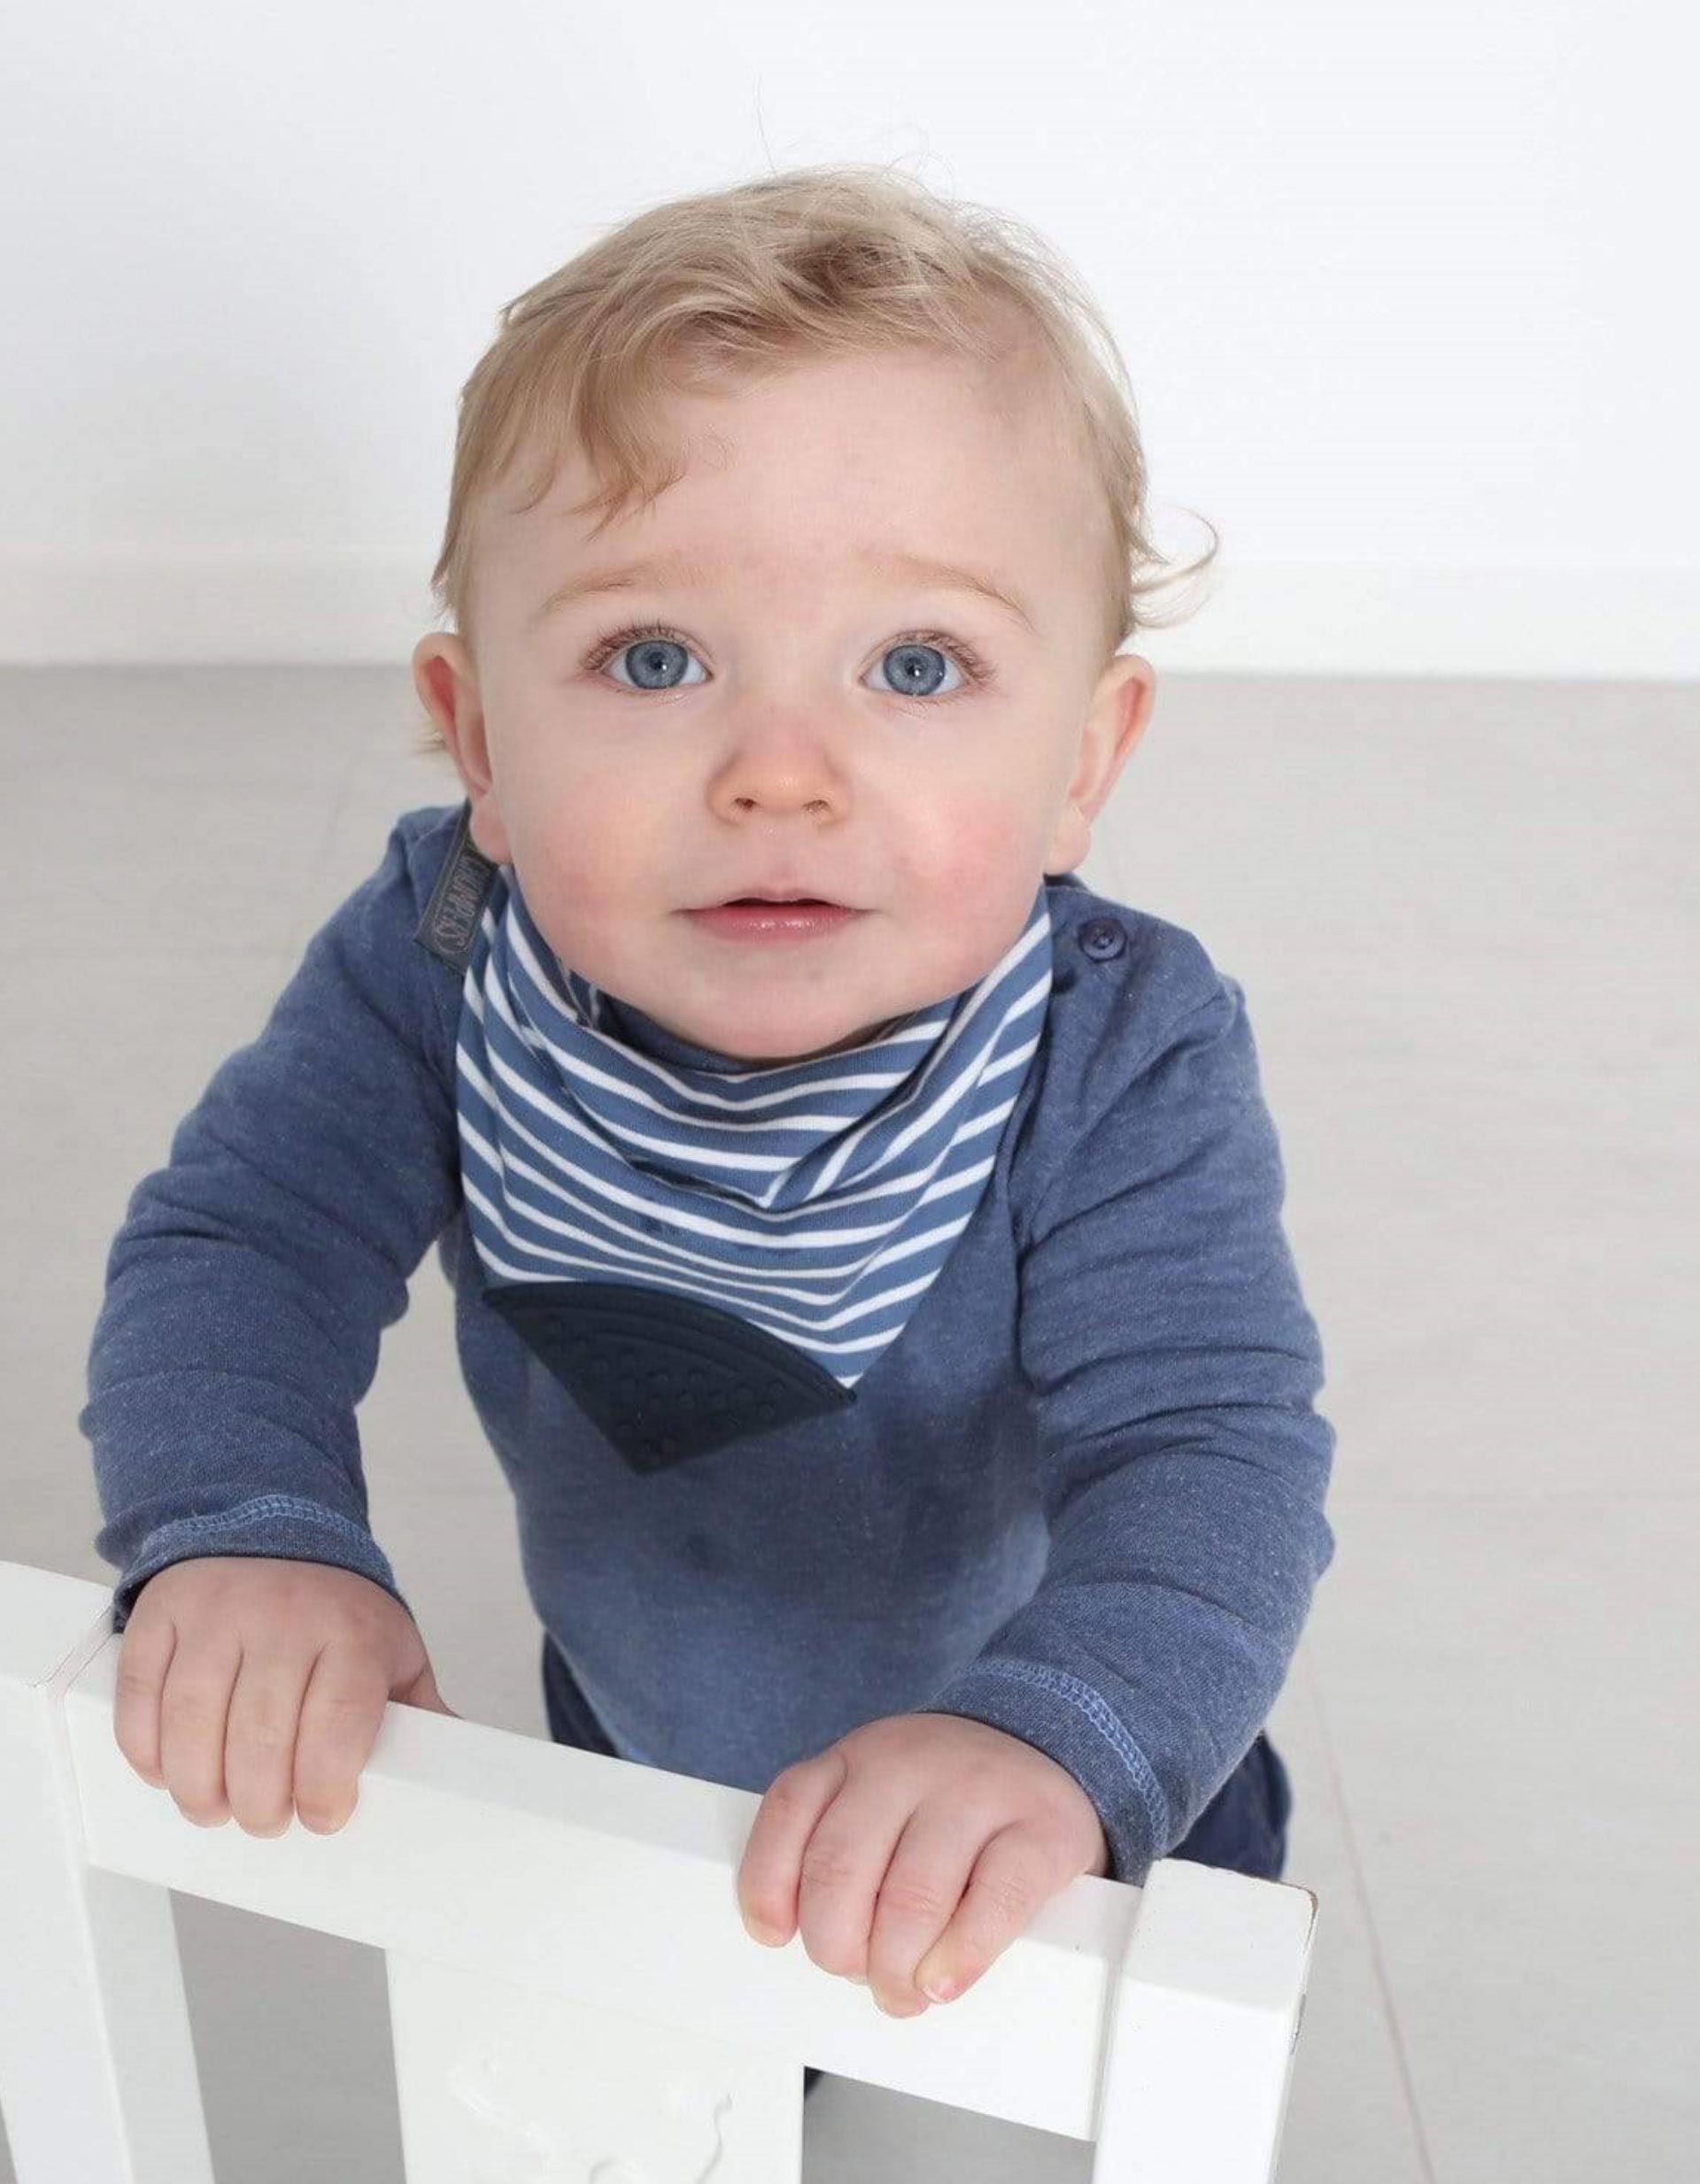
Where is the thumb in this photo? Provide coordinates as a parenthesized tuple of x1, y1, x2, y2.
(395, 1658, 460, 1719)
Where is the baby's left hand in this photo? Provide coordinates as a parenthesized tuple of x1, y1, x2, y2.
(736, 1711, 1111, 2018)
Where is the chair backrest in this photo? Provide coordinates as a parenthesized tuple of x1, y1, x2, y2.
(0, 1558, 1318, 2181)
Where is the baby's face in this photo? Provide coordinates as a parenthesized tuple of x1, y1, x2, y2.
(413, 346, 1154, 1065)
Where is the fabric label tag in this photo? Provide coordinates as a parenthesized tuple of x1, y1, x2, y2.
(413, 799, 498, 973)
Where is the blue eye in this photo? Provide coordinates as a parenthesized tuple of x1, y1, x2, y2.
(582, 622, 993, 701)
(877, 641, 968, 700)
(594, 630, 708, 693)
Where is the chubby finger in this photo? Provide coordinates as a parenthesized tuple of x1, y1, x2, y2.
(737, 1750, 846, 1946)
(222, 1645, 316, 1837)
(790, 1783, 918, 1994)
(112, 1612, 178, 1788)
(912, 1820, 1051, 2004)
(157, 1641, 240, 1827)
(292, 1647, 391, 1833)
(864, 1801, 988, 2015)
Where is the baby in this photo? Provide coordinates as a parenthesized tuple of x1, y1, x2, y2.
(82, 164, 1335, 2048)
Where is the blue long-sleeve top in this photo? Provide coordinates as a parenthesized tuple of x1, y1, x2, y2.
(81, 801, 1337, 1885)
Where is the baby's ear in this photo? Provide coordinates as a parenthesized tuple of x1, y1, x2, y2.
(412, 632, 479, 731)
(411, 634, 506, 853)
(1064, 652, 1155, 837)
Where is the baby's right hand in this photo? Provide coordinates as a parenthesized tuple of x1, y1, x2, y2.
(112, 1555, 458, 1837)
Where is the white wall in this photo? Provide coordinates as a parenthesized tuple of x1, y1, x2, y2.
(1, 0, 1692, 678)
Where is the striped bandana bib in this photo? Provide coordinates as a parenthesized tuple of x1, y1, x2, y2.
(415, 803, 1054, 1476)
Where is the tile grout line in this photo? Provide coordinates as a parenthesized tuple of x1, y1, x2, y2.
(279, 714, 406, 961)
(1299, 1636, 1442, 2184)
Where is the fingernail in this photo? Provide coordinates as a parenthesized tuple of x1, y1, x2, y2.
(920, 1974, 957, 2003)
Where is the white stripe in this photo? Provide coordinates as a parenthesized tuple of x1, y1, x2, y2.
(462, 1176, 960, 1344)
(453, 865, 1055, 1387)
(802, 934, 1051, 1196)
(456, 1078, 1001, 1284)
(459, 1038, 1000, 1241)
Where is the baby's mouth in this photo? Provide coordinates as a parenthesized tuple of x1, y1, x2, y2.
(684, 896, 863, 936)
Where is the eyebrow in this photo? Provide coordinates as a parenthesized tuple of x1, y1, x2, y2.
(528, 547, 1037, 636)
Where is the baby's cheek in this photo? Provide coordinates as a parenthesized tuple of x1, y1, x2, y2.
(906, 810, 1043, 972)
(927, 807, 1036, 909)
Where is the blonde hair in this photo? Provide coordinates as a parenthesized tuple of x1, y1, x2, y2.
(413, 160, 1217, 759)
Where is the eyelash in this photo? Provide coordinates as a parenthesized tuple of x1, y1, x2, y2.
(579, 620, 995, 701)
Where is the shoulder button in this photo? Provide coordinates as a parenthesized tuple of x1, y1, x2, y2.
(1078, 915, 1127, 961)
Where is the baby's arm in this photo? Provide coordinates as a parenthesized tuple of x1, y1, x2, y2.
(932, 969, 1337, 1886)
(81, 812, 463, 1637)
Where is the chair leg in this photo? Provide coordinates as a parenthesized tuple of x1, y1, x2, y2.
(1092, 1856, 1317, 2182)
(0, 1594, 214, 2183)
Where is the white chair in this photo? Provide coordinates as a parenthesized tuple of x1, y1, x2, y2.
(0, 1558, 1318, 2180)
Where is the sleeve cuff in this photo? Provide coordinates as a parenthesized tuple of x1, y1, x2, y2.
(111, 1493, 408, 1633)
(916, 1655, 1168, 1887)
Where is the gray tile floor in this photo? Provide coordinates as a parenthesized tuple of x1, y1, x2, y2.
(2, 664, 1694, 2181)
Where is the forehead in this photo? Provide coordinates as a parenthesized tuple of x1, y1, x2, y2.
(479, 347, 1100, 606)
